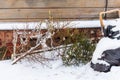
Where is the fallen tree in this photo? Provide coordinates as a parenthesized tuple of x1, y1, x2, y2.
(12, 44, 72, 65)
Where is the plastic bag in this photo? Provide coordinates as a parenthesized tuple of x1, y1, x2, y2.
(91, 47, 120, 72)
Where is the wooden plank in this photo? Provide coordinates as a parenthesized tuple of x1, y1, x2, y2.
(108, 0, 120, 8)
(0, 8, 104, 21)
(104, 8, 120, 19)
(0, 17, 100, 22)
(0, 0, 105, 8)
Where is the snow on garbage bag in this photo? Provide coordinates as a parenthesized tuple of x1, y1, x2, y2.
(91, 47, 120, 72)
(91, 23, 120, 72)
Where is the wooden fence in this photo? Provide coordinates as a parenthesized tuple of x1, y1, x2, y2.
(0, 0, 119, 22)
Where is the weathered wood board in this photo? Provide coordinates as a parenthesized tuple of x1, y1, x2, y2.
(0, 0, 119, 22)
(0, 0, 105, 8)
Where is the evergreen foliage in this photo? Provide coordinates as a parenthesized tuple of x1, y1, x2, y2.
(62, 33, 95, 66)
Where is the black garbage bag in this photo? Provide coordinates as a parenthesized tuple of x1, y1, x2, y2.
(103, 25, 120, 39)
(100, 47, 120, 66)
(91, 62, 111, 72)
(91, 47, 120, 72)
(90, 25, 120, 72)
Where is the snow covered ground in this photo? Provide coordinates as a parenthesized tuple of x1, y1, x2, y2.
(0, 58, 120, 80)
(0, 19, 120, 80)
(1, 37, 120, 80)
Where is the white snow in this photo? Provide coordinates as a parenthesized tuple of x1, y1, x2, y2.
(0, 22, 41, 30)
(91, 37, 120, 64)
(0, 19, 120, 80)
(0, 58, 120, 80)
(0, 18, 119, 30)
(0, 19, 118, 30)
(91, 18, 120, 64)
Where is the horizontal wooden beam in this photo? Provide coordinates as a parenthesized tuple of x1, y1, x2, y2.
(0, 0, 120, 8)
(108, 0, 120, 7)
(0, 8, 104, 21)
(0, 18, 101, 22)
(0, 0, 119, 22)
(0, 0, 105, 8)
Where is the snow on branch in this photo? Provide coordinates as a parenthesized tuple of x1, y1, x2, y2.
(11, 18, 72, 65)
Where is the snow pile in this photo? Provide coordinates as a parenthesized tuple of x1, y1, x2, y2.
(90, 18, 120, 72)
(104, 18, 120, 29)
(91, 37, 120, 64)
(1, 58, 120, 80)
(92, 18, 120, 64)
